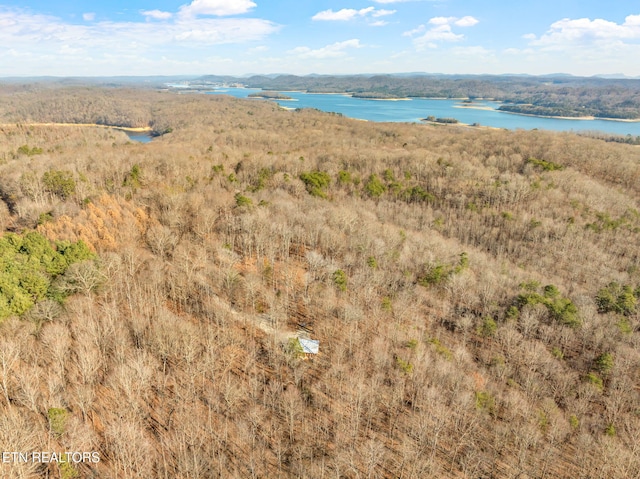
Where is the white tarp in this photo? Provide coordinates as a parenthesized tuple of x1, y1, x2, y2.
(298, 338, 319, 354)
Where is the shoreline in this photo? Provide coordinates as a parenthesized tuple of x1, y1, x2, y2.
(453, 104, 499, 112)
(421, 119, 500, 131)
(453, 104, 640, 122)
(413, 96, 470, 100)
(249, 95, 296, 101)
(353, 97, 412, 101)
(0, 122, 153, 132)
(497, 110, 640, 122)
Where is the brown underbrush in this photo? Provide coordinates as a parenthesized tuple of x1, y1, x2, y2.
(0, 87, 639, 478)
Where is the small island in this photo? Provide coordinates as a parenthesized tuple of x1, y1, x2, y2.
(351, 92, 410, 100)
(422, 116, 460, 124)
(248, 91, 293, 100)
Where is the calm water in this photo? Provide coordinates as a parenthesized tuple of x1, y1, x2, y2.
(124, 131, 153, 143)
(207, 88, 640, 136)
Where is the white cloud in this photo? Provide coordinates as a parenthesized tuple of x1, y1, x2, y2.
(504, 14, 640, 76)
(423, 25, 463, 43)
(83, 13, 95, 22)
(141, 10, 173, 20)
(372, 0, 426, 3)
(428, 16, 453, 26)
(173, 19, 276, 42)
(178, 0, 257, 18)
(455, 16, 479, 27)
(403, 25, 425, 36)
(288, 39, 361, 59)
(529, 14, 640, 48)
(428, 16, 478, 27)
(0, 10, 278, 52)
(405, 16, 478, 50)
(372, 9, 396, 18)
(312, 7, 394, 22)
(313, 8, 370, 21)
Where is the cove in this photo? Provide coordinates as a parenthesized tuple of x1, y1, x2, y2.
(206, 88, 640, 137)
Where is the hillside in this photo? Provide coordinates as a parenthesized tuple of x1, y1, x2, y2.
(0, 87, 639, 478)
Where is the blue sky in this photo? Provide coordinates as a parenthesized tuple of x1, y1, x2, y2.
(0, 0, 639, 76)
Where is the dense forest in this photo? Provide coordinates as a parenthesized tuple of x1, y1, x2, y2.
(199, 73, 640, 120)
(0, 86, 639, 478)
(0, 85, 169, 134)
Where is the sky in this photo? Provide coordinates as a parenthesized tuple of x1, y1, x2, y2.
(0, 0, 639, 77)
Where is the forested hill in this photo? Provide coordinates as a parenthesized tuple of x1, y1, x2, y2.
(0, 86, 172, 134)
(199, 73, 640, 119)
(0, 86, 639, 478)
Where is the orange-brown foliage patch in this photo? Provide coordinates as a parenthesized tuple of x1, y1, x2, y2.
(37, 194, 151, 251)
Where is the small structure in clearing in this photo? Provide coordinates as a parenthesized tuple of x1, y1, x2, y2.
(298, 338, 320, 355)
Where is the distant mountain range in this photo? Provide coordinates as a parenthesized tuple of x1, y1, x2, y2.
(2, 72, 639, 83)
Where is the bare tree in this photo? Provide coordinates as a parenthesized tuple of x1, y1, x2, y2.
(0, 338, 21, 409)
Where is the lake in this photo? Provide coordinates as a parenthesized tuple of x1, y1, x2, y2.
(207, 88, 640, 136)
